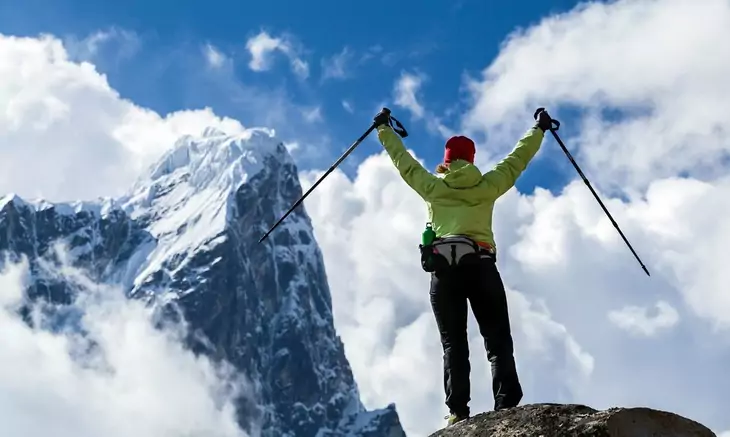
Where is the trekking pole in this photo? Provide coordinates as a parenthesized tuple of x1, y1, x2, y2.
(547, 117, 650, 277)
(258, 107, 408, 244)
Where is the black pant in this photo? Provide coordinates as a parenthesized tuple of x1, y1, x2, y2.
(429, 251, 523, 416)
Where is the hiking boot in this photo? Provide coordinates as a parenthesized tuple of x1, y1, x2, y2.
(445, 412, 469, 426)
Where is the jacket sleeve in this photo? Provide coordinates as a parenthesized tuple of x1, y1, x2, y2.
(481, 126, 544, 198)
(377, 124, 440, 200)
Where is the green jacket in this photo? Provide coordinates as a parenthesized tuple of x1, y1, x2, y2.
(376, 124, 545, 253)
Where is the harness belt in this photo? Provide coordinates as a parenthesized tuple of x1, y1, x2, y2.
(419, 235, 495, 273)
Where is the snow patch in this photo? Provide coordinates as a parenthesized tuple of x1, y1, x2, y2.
(0, 193, 28, 210)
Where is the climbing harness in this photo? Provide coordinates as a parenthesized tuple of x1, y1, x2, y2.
(419, 224, 495, 273)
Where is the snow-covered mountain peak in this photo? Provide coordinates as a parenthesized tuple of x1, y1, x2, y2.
(122, 125, 291, 214)
(115, 126, 296, 293)
(144, 126, 287, 190)
(0, 124, 407, 437)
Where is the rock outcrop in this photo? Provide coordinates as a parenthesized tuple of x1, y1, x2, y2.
(429, 403, 716, 437)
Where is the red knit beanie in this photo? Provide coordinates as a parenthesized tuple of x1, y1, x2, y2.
(444, 136, 475, 164)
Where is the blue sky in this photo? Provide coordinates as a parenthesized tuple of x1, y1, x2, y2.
(0, 0, 585, 195)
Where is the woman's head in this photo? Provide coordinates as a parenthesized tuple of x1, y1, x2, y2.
(436, 135, 476, 173)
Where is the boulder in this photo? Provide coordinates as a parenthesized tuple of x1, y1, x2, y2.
(428, 403, 716, 437)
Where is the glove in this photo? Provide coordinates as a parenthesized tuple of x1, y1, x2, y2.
(533, 107, 553, 132)
(373, 107, 409, 138)
(374, 108, 392, 128)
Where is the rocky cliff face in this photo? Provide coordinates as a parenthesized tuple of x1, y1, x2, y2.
(0, 127, 406, 437)
(428, 403, 716, 437)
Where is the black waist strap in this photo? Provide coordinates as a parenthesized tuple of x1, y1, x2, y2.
(432, 236, 492, 265)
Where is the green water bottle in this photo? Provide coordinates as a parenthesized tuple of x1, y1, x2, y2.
(422, 222, 436, 246)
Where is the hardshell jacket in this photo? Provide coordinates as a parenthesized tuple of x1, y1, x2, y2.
(376, 124, 545, 253)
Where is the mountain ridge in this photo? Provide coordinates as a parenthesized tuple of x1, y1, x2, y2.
(0, 126, 406, 437)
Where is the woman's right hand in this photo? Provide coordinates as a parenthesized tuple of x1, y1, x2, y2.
(373, 108, 392, 128)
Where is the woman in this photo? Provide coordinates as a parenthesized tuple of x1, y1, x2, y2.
(373, 107, 553, 426)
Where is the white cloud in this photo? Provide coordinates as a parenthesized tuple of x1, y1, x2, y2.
(63, 27, 141, 62)
(0, 251, 249, 437)
(608, 301, 680, 337)
(302, 0, 730, 435)
(460, 0, 730, 193)
(341, 100, 354, 113)
(0, 33, 246, 202)
(245, 31, 309, 79)
(204, 43, 228, 69)
(245, 32, 280, 71)
(393, 71, 454, 139)
(289, 58, 309, 80)
(301, 106, 323, 123)
(393, 72, 426, 119)
(321, 47, 352, 80)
